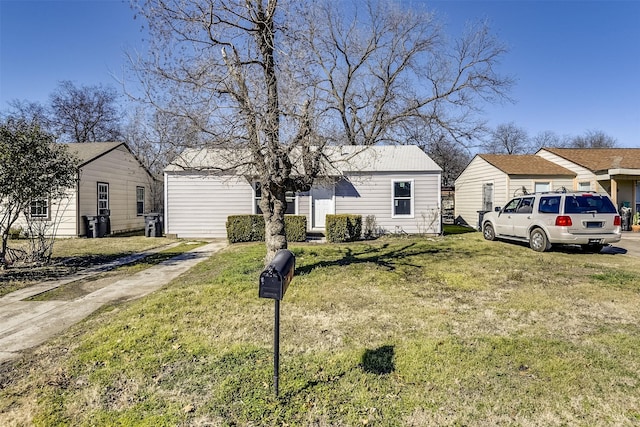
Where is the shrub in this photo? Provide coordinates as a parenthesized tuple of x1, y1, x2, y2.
(226, 215, 307, 243)
(8, 226, 23, 239)
(284, 215, 307, 242)
(326, 214, 362, 243)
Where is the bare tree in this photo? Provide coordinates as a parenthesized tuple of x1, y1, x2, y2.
(422, 135, 471, 186)
(482, 122, 532, 154)
(566, 129, 617, 148)
(123, 105, 198, 211)
(50, 80, 123, 142)
(3, 99, 51, 130)
(298, 1, 512, 145)
(530, 130, 563, 151)
(130, 0, 512, 260)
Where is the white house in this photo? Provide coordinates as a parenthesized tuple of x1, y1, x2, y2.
(454, 148, 640, 229)
(164, 145, 443, 238)
(15, 142, 155, 237)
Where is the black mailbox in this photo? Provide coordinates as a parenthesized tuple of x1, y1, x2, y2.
(259, 249, 295, 300)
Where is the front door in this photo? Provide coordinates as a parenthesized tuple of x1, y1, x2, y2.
(311, 184, 335, 229)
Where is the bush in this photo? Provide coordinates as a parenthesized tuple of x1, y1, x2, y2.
(284, 215, 307, 242)
(226, 215, 307, 243)
(326, 214, 362, 243)
(8, 226, 23, 239)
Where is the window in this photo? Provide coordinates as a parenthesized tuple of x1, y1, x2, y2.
(254, 182, 295, 214)
(539, 196, 561, 214)
(136, 186, 145, 216)
(482, 182, 494, 211)
(564, 194, 617, 214)
(502, 198, 521, 213)
(98, 182, 109, 215)
(516, 197, 535, 213)
(578, 181, 591, 191)
(29, 199, 49, 219)
(535, 182, 551, 193)
(392, 180, 413, 217)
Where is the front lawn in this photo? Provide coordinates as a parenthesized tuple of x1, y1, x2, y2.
(1, 233, 639, 425)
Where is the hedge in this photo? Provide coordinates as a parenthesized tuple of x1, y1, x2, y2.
(226, 215, 307, 243)
(325, 214, 362, 243)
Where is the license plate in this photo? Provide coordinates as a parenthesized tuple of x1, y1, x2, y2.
(588, 238, 604, 244)
(585, 222, 603, 228)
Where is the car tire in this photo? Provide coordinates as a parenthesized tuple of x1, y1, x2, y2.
(483, 223, 496, 241)
(530, 228, 551, 252)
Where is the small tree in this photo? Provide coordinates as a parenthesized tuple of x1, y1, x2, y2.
(0, 119, 78, 268)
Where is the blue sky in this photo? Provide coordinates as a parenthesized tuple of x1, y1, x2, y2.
(1, 0, 638, 147)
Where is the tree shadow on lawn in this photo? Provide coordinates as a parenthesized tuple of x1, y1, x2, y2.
(281, 345, 395, 400)
(296, 242, 467, 274)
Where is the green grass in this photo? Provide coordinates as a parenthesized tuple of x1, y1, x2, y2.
(2, 234, 640, 425)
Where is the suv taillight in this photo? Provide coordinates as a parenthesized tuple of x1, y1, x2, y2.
(614, 215, 621, 226)
(555, 216, 572, 227)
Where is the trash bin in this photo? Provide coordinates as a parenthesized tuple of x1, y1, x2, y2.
(477, 210, 490, 230)
(83, 215, 99, 238)
(97, 214, 110, 237)
(144, 213, 163, 237)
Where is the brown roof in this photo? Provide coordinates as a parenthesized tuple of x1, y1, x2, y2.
(542, 148, 640, 172)
(478, 154, 576, 176)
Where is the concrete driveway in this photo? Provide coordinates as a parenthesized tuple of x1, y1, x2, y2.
(602, 232, 640, 257)
(0, 241, 227, 364)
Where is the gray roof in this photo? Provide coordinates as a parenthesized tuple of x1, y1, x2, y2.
(165, 145, 442, 174)
(60, 142, 125, 167)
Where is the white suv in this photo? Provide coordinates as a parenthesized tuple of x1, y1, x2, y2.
(482, 192, 621, 252)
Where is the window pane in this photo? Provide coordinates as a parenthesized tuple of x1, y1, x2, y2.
(535, 182, 550, 193)
(394, 199, 411, 215)
(482, 183, 493, 211)
(136, 187, 144, 215)
(394, 181, 411, 197)
(539, 196, 561, 214)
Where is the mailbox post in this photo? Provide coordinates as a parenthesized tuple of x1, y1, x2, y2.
(259, 249, 295, 397)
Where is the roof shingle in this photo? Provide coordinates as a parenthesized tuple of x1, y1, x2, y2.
(542, 148, 640, 172)
(478, 154, 576, 176)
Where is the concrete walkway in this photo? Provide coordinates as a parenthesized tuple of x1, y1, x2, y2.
(0, 241, 227, 364)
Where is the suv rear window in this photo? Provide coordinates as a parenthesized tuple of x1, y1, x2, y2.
(564, 195, 617, 214)
(539, 196, 561, 214)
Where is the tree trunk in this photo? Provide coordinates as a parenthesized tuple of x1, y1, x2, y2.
(260, 183, 288, 263)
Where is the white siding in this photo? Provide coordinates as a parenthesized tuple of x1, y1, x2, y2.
(537, 149, 601, 191)
(11, 190, 78, 237)
(454, 157, 508, 228)
(78, 145, 153, 235)
(338, 172, 442, 234)
(507, 177, 575, 198)
(166, 173, 253, 238)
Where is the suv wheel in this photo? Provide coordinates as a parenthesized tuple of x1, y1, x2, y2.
(483, 223, 496, 241)
(530, 228, 551, 252)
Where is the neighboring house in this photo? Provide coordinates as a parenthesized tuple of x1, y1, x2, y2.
(454, 148, 640, 228)
(536, 148, 640, 210)
(15, 142, 155, 237)
(454, 154, 576, 228)
(164, 145, 443, 238)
